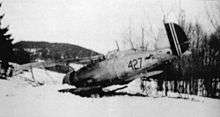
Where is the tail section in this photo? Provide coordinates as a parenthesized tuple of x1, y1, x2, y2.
(164, 23, 189, 56)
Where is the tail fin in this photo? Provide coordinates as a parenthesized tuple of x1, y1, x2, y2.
(164, 23, 189, 56)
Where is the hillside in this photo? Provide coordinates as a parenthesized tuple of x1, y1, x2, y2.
(13, 41, 101, 61)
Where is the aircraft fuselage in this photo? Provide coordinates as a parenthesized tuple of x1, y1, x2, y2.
(65, 48, 173, 88)
(63, 22, 189, 89)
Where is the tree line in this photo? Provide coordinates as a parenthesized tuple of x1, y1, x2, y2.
(142, 22, 220, 98)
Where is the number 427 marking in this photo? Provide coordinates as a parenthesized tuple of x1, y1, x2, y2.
(128, 57, 142, 70)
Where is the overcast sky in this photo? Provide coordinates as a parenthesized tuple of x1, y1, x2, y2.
(2, 0, 220, 54)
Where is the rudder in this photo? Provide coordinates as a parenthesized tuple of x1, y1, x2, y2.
(164, 23, 189, 56)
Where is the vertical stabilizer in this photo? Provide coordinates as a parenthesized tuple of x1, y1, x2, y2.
(164, 23, 189, 56)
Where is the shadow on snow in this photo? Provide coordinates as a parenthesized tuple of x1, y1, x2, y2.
(58, 88, 147, 98)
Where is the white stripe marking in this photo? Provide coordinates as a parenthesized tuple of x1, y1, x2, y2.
(168, 23, 180, 56)
(171, 23, 182, 55)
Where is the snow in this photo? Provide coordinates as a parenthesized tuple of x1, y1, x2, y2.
(16, 68, 65, 85)
(0, 69, 220, 117)
(69, 63, 84, 71)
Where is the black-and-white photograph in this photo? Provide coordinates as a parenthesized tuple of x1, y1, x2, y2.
(0, 0, 220, 117)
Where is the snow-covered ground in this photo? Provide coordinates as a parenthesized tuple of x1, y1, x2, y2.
(0, 68, 220, 117)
